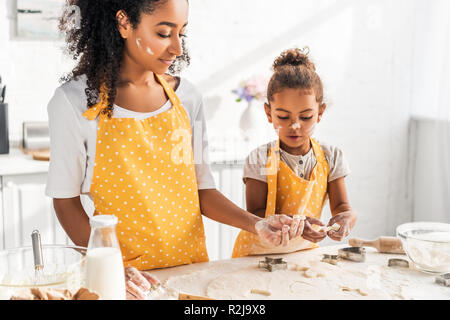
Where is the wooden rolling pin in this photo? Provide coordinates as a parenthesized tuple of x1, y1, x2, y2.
(349, 236, 405, 254)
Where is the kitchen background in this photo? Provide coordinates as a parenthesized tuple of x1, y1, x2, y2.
(0, 0, 449, 260)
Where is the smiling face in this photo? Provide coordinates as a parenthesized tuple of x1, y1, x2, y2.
(265, 88, 326, 154)
(117, 0, 189, 75)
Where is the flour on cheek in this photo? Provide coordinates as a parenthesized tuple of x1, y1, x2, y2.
(135, 38, 154, 56)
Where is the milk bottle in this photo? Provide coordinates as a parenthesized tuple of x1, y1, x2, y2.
(86, 215, 126, 300)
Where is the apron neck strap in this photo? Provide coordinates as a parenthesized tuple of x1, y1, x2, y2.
(154, 74, 181, 108)
(310, 138, 326, 163)
(265, 140, 280, 216)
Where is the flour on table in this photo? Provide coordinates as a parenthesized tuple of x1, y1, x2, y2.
(204, 259, 389, 300)
(161, 247, 450, 300)
(164, 258, 388, 300)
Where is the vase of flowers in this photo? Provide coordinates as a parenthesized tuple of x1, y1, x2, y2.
(232, 75, 269, 143)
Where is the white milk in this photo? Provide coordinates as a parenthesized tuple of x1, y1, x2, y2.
(85, 247, 126, 300)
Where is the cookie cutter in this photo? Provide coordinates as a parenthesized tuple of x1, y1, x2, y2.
(338, 247, 366, 262)
(435, 273, 450, 287)
(388, 259, 409, 268)
(321, 254, 339, 265)
(258, 257, 287, 272)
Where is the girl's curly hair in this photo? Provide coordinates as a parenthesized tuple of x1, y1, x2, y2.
(59, 0, 190, 117)
(267, 47, 324, 105)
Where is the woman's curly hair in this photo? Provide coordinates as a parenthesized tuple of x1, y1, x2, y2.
(59, 0, 190, 117)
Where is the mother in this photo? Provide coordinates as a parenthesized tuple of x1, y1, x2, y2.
(47, 0, 299, 299)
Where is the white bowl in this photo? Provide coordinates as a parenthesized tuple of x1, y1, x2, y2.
(0, 245, 87, 299)
(396, 222, 450, 274)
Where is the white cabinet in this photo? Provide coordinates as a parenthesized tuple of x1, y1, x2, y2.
(0, 150, 69, 250)
(409, 118, 450, 223)
(0, 173, 70, 250)
(202, 162, 245, 261)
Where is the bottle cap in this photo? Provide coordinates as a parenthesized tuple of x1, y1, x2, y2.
(90, 215, 118, 228)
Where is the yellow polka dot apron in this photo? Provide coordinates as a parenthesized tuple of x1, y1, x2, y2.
(83, 74, 209, 270)
(232, 138, 329, 258)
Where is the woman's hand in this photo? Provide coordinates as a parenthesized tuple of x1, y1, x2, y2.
(326, 210, 357, 242)
(288, 215, 306, 240)
(125, 266, 160, 300)
(302, 216, 327, 243)
(255, 214, 293, 247)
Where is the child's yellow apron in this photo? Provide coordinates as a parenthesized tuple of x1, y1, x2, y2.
(83, 74, 209, 270)
(232, 138, 329, 258)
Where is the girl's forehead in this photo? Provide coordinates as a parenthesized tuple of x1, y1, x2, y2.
(271, 89, 318, 112)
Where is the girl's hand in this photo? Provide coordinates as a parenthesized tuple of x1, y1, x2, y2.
(255, 215, 293, 247)
(326, 210, 357, 242)
(125, 266, 160, 300)
(302, 217, 327, 243)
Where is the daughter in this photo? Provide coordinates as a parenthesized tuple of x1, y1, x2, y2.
(233, 48, 357, 258)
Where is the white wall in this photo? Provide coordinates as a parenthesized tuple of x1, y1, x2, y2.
(410, 0, 450, 120)
(410, 118, 450, 224)
(0, 0, 75, 144)
(1, 0, 444, 240)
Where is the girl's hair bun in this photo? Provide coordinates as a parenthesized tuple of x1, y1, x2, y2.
(272, 47, 315, 71)
(267, 47, 324, 104)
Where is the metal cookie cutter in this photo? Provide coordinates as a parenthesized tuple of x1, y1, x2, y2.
(258, 257, 287, 272)
(338, 247, 366, 262)
(435, 273, 450, 287)
(321, 254, 339, 265)
(388, 259, 409, 268)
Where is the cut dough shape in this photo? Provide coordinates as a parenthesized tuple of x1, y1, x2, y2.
(341, 286, 352, 292)
(322, 224, 341, 232)
(303, 269, 326, 278)
(304, 270, 315, 278)
(340, 286, 368, 296)
(298, 266, 310, 272)
(289, 263, 310, 272)
(357, 289, 368, 296)
(251, 289, 271, 296)
(317, 273, 326, 278)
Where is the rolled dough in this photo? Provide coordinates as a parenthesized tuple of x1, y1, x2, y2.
(204, 260, 390, 300)
(160, 247, 450, 300)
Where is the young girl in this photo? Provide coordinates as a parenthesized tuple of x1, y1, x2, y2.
(47, 0, 294, 298)
(233, 48, 357, 258)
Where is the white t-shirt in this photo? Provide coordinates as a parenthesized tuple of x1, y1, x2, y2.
(45, 75, 216, 199)
(243, 140, 351, 183)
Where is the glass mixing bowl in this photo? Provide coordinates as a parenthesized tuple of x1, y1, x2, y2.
(0, 245, 87, 299)
(397, 222, 450, 274)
